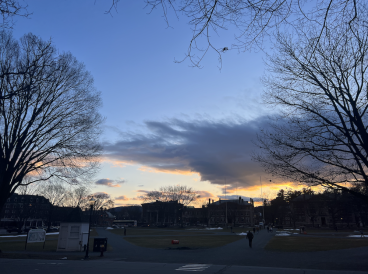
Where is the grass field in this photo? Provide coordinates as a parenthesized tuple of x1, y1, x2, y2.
(265, 236, 368, 252)
(110, 226, 253, 236)
(124, 235, 246, 249)
(110, 227, 215, 236)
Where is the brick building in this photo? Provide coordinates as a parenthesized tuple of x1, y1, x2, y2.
(0, 193, 51, 229)
(182, 197, 255, 226)
(141, 200, 183, 225)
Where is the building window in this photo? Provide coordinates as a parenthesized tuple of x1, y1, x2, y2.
(5, 210, 9, 213)
(6, 204, 10, 208)
(14, 198, 17, 202)
(70, 226, 80, 238)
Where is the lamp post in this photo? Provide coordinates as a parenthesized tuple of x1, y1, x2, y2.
(85, 197, 95, 260)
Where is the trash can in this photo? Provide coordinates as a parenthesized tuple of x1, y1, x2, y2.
(93, 237, 107, 252)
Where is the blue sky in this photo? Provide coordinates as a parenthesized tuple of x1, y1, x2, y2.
(13, 0, 295, 206)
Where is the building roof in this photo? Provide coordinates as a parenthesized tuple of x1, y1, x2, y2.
(212, 199, 249, 205)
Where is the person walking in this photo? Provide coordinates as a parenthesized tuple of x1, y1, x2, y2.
(267, 225, 269, 233)
(124, 226, 127, 236)
(253, 227, 256, 234)
(246, 230, 254, 248)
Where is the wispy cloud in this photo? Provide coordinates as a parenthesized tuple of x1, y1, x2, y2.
(95, 178, 123, 188)
(196, 191, 215, 198)
(115, 195, 129, 201)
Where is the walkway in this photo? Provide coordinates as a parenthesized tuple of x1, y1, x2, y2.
(95, 228, 368, 272)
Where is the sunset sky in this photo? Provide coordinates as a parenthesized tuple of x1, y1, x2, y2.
(13, 1, 307, 207)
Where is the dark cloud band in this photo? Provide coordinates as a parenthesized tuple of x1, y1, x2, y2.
(103, 117, 270, 188)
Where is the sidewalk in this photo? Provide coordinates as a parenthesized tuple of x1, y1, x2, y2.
(1, 258, 368, 274)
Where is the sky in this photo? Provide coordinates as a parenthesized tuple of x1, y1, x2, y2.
(12, 0, 304, 207)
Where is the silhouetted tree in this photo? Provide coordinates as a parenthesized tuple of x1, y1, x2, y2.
(255, 16, 368, 204)
(142, 185, 199, 206)
(139, 0, 362, 68)
(0, 31, 103, 212)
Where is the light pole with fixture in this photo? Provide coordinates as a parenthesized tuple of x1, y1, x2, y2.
(85, 197, 96, 260)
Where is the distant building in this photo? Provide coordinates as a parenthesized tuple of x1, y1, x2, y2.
(109, 206, 142, 222)
(287, 193, 358, 228)
(0, 193, 51, 229)
(141, 200, 183, 225)
(206, 197, 255, 226)
(182, 197, 255, 226)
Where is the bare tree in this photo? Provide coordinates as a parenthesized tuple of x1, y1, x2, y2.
(36, 183, 68, 207)
(0, 0, 30, 29)
(0, 31, 103, 212)
(116, 0, 362, 68)
(90, 192, 114, 210)
(63, 186, 91, 208)
(142, 185, 200, 206)
(254, 15, 368, 204)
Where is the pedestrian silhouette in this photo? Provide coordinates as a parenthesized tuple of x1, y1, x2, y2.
(246, 230, 254, 248)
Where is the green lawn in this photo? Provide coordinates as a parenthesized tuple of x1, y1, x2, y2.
(124, 235, 245, 249)
(265, 236, 368, 252)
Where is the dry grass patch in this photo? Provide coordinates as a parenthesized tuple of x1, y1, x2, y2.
(266, 236, 368, 252)
(110, 228, 213, 236)
(124, 235, 245, 249)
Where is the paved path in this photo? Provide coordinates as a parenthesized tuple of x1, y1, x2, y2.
(1, 259, 368, 274)
(94, 228, 368, 272)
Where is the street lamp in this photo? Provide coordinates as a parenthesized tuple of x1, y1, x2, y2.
(85, 197, 96, 260)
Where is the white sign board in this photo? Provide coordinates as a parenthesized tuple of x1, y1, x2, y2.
(27, 229, 46, 243)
